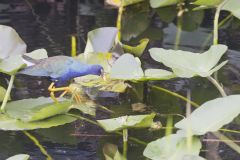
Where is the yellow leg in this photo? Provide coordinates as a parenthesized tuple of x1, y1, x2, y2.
(48, 82, 70, 103)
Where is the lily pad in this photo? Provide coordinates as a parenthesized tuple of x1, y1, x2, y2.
(150, 0, 179, 8)
(155, 6, 177, 23)
(144, 69, 175, 80)
(193, 0, 223, 6)
(0, 55, 26, 75)
(175, 95, 240, 135)
(74, 75, 128, 93)
(0, 25, 26, 59)
(121, 3, 150, 41)
(6, 154, 30, 160)
(23, 49, 48, 66)
(70, 101, 97, 116)
(84, 27, 118, 53)
(222, 0, 240, 20)
(122, 38, 149, 57)
(77, 52, 113, 72)
(97, 113, 156, 132)
(143, 134, 202, 160)
(149, 45, 228, 78)
(103, 143, 124, 160)
(0, 114, 76, 131)
(110, 54, 144, 80)
(105, 0, 145, 7)
(5, 97, 71, 122)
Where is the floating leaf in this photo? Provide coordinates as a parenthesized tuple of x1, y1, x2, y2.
(0, 55, 26, 75)
(105, 0, 145, 7)
(84, 27, 118, 53)
(150, 0, 179, 8)
(144, 69, 175, 80)
(5, 97, 71, 122)
(222, 0, 240, 20)
(70, 101, 97, 116)
(78, 52, 113, 72)
(123, 38, 149, 57)
(175, 95, 240, 135)
(110, 54, 144, 80)
(0, 114, 76, 131)
(143, 134, 202, 160)
(74, 75, 128, 93)
(193, 0, 223, 6)
(121, 3, 150, 41)
(155, 6, 177, 23)
(6, 154, 30, 160)
(0, 25, 26, 59)
(97, 113, 156, 132)
(103, 143, 124, 160)
(23, 49, 48, 66)
(149, 45, 228, 78)
(181, 10, 204, 32)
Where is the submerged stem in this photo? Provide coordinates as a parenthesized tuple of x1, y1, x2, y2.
(1, 75, 15, 112)
(174, 16, 183, 50)
(23, 131, 53, 160)
(123, 129, 128, 160)
(150, 85, 200, 107)
(207, 76, 227, 97)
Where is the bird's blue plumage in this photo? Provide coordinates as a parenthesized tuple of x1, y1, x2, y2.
(19, 56, 103, 86)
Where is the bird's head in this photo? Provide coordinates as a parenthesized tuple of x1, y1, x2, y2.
(91, 65, 105, 79)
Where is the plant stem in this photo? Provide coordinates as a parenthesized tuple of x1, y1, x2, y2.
(174, 15, 183, 50)
(123, 129, 128, 160)
(1, 75, 15, 112)
(150, 85, 200, 107)
(207, 76, 227, 97)
(213, 0, 228, 45)
(23, 131, 53, 160)
(116, 5, 124, 41)
(201, 13, 232, 51)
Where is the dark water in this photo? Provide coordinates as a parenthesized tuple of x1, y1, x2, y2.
(0, 0, 240, 160)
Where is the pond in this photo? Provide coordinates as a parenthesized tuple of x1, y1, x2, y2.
(0, 0, 240, 160)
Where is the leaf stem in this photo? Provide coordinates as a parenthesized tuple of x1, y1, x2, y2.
(23, 131, 53, 160)
(116, 5, 124, 41)
(207, 76, 227, 97)
(123, 129, 128, 160)
(1, 75, 15, 112)
(213, 0, 228, 45)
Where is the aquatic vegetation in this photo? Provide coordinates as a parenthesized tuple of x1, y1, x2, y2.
(103, 143, 124, 160)
(149, 44, 228, 78)
(6, 154, 30, 160)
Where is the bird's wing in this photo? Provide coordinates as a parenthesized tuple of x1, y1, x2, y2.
(18, 56, 71, 78)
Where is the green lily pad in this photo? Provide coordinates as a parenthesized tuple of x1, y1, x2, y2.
(149, 45, 228, 78)
(24, 48, 48, 61)
(150, 0, 179, 8)
(155, 5, 177, 23)
(84, 27, 118, 53)
(143, 134, 202, 160)
(97, 113, 156, 132)
(144, 69, 175, 80)
(74, 75, 128, 93)
(6, 154, 30, 160)
(5, 97, 71, 122)
(175, 95, 240, 135)
(193, 0, 223, 6)
(181, 10, 204, 32)
(103, 143, 124, 160)
(123, 38, 149, 57)
(70, 101, 97, 116)
(222, 0, 240, 20)
(77, 52, 113, 72)
(121, 3, 150, 41)
(110, 54, 144, 80)
(0, 25, 26, 59)
(105, 0, 145, 7)
(0, 114, 76, 131)
(0, 55, 26, 75)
